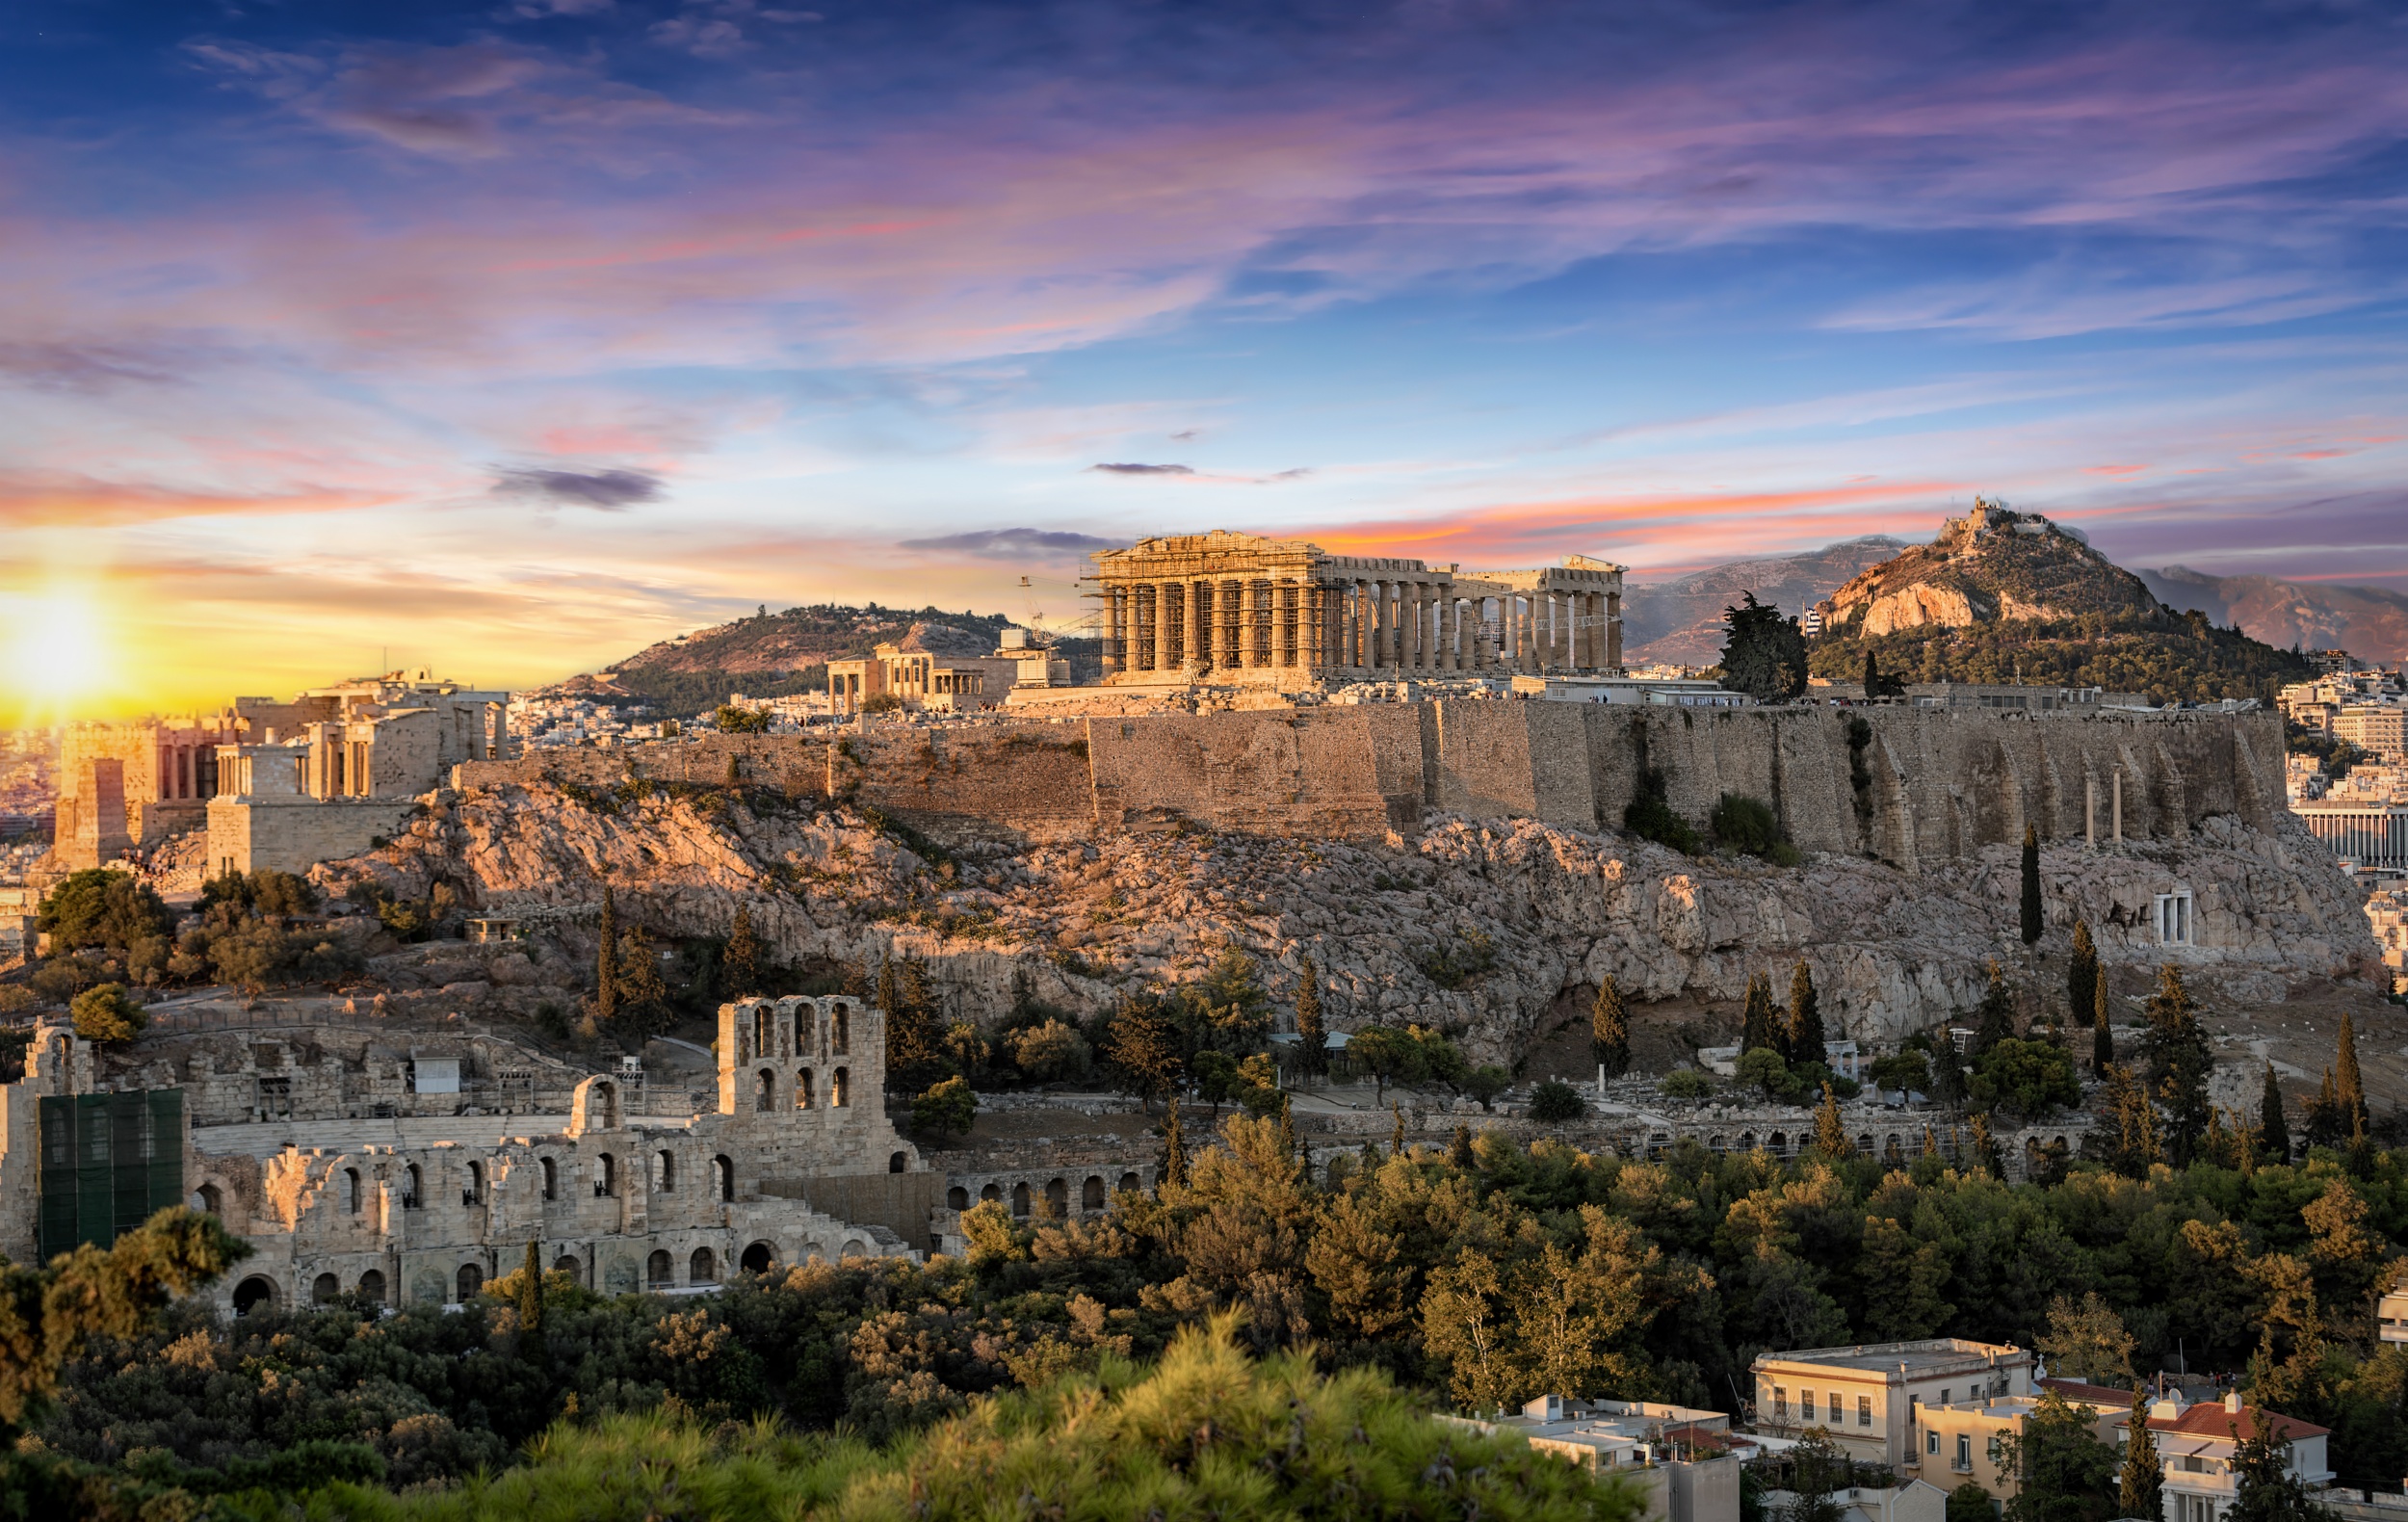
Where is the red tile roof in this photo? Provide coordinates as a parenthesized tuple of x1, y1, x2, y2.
(2039, 1378, 2138, 1407)
(2146, 1404, 2329, 1443)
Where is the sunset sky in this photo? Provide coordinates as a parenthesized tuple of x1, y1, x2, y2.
(4, 0, 2406, 721)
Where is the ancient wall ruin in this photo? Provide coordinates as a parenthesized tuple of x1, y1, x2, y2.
(454, 702, 2287, 863)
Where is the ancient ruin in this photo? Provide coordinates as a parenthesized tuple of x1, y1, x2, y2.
(1087, 531, 1624, 686)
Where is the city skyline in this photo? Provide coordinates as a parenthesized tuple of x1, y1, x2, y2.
(5, 0, 2407, 720)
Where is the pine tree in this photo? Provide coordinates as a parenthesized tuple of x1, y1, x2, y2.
(1929, 1033, 1968, 1109)
(2118, 1386, 2162, 1520)
(1740, 972, 1780, 1056)
(2260, 1063, 2290, 1164)
(2020, 825, 2043, 947)
(723, 905, 762, 998)
(1814, 1083, 1850, 1159)
(1591, 974, 1632, 1078)
(1161, 1098, 1187, 1192)
(1787, 961, 1825, 1068)
(517, 1240, 544, 1337)
(593, 884, 618, 1025)
(2091, 963, 2113, 1078)
(2069, 920, 2099, 1057)
(2336, 1010, 2367, 1133)
(1295, 957, 1328, 1083)
(1449, 1123, 1476, 1169)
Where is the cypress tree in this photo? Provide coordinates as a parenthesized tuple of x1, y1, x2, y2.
(1862, 648, 1880, 698)
(1161, 1098, 1187, 1192)
(2336, 1010, 2367, 1132)
(593, 885, 618, 1026)
(1814, 1083, 1850, 1159)
(1449, 1123, 1476, 1169)
(1786, 961, 1825, 1068)
(1295, 957, 1328, 1083)
(2118, 1386, 2162, 1520)
(1969, 1111, 2002, 1177)
(517, 1240, 544, 1337)
(1740, 973, 1779, 1056)
(1391, 1101, 1408, 1160)
(2091, 963, 2113, 1078)
(2020, 825, 2043, 947)
(2142, 965, 2211, 1165)
(2069, 920, 2098, 1032)
(2260, 1063, 2290, 1164)
(1970, 962, 2016, 1058)
(1591, 974, 1632, 1078)
(723, 905, 761, 998)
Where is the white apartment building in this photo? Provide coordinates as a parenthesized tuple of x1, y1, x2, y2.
(2134, 1392, 2331, 1522)
(1750, 1339, 2033, 1469)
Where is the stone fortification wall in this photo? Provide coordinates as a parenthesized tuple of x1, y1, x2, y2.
(456, 703, 2285, 863)
(210, 795, 418, 877)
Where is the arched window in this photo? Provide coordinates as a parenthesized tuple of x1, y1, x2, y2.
(311, 1272, 340, 1305)
(832, 1005, 851, 1055)
(456, 1264, 484, 1301)
(754, 1005, 772, 1058)
(596, 1153, 615, 1197)
(840, 1239, 867, 1260)
(831, 1066, 849, 1108)
(795, 1008, 812, 1054)
(796, 1068, 814, 1109)
(233, 1276, 277, 1317)
(646, 1249, 672, 1287)
(1044, 1178, 1067, 1216)
(654, 1150, 675, 1193)
(464, 1161, 484, 1205)
(980, 1183, 1001, 1202)
(714, 1154, 734, 1201)
(690, 1246, 717, 1284)
(741, 1241, 774, 1274)
(1767, 1131, 1788, 1156)
(1118, 1171, 1139, 1194)
(344, 1168, 362, 1214)
(540, 1157, 558, 1200)
(888, 1151, 906, 1173)
(357, 1270, 386, 1305)
(1082, 1176, 1106, 1210)
(553, 1255, 581, 1280)
(404, 1164, 422, 1208)
(947, 1186, 969, 1210)
(755, 1068, 775, 1112)
(195, 1183, 223, 1216)
(592, 1081, 619, 1130)
(1011, 1182, 1031, 1218)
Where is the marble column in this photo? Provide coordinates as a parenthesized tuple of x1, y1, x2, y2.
(1186, 579, 1205, 670)
(1103, 586, 1124, 675)
(1607, 590, 1622, 669)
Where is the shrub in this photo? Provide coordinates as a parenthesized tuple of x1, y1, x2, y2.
(1007, 1019, 1092, 1083)
(1659, 1069, 1714, 1100)
(1463, 1064, 1512, 1112)
(69, 983, 145, 1043)
(1709, 794, 1801, 866)
(1528, 1079, 1587, 1122)
(1624, 767, 1701, 854)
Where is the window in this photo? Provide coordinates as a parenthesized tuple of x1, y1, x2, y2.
(832, 1066, 849, 1107)
(1955, 1434, 1972, 1471)
(797, 1068, 814, 1109)
(541, 1157, 558, 1200)
(1859, 1396, 1873, 1427)
(596, 1153, 615, 1197)
(1940, 1388, 1951, 1405)
(457, 1264, 484, 1301)
(403, 1164, 422, 1209)
(345, 1168, 362, 1214)
(1987, 1434, 2003, 1463)
(832, 1005, 851, 1055)
(655, 1150, 675, 1193)
(2155, 891, 2193, 946)
(1800, 1390, 1816, 1422)
(714, 1154, 734, 1201)
(464, 1161, 484, 1206)
(755, 1068, 775, 1112)
(1927, 1430, 1941, 1456)
(1773, 1386, 1789, 1420)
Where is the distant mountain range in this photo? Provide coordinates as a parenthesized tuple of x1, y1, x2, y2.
(2139, 568, 2408, 663)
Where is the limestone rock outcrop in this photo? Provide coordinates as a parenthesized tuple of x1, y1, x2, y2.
(319, 779, 2380, 1063)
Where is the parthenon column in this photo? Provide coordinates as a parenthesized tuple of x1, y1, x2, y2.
(1406, 583, 1425, 670)
(1606, 590, 1622, 669)
(1185, 580, 1205, 670)
(1103, 587, 1124, 675)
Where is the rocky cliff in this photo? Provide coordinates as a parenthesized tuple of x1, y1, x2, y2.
(323, 775, 2381, 1063)
(1821, 501, 2164, 637)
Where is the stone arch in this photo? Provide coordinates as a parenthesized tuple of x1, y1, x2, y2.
(1082, 1175, 1106, 1210)
(655, 1150, 675, 1193)
(457, 1263, 484, 1301)
(404, 1164, 422, 1207)
(831, 1004, 851, 1055)
(572, 1077, 620, 1134)
(1011, 1181, 1031, 1218)
(596, 1153, 616, 1197)
(1118, 1171, 1140, 1194)
(1739, 1131, 1757, 1152)
(714, 1154, 734, 1201)
(741, 1241, 776, 1274)
(947, 1186, 969, 1210)
(357, 1269, 386, 1305)
(1044, 1178, 1068, 1216)
(840, 1239, 867, 1259)
(540, 1156, 558, 1200)
(755, 1068, 775, 1112)
(797, 1068, 814, 1109)
(1855, 1133, 1874, 1156)
(690, 1246, 717, 1284)
(889, 1151, 906, 1173)
(233, 1276, 278, 1317)
(553, 1254, 580, 1278)
(980, 1183, 1001, 1202)
(466, 1161, 485, 1203)
(311, 1272, 340, 1305)
(754, 1004, 774, 1058)
(831, 1067, 850, 1107)
(344, 1168, 362, 1214)
(195, 1182, 223, 1215)
(647, 1249, 672, 1287)
(1767, 1131, 1788, 1156)
(793, 1004, 814, 1056)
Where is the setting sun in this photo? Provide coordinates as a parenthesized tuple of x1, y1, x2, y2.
(1, 586, 115, 724)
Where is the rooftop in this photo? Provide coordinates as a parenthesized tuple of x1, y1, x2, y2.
(1753, 1338, 2027, 1376)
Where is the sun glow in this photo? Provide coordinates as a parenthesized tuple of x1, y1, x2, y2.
(1, 586, 118, 726)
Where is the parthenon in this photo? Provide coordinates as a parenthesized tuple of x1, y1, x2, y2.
(1087, 530, 1623, 685)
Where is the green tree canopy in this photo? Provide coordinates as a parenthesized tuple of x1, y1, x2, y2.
(1718, 592, 1809, 702)
(37, 870, 173, 955)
